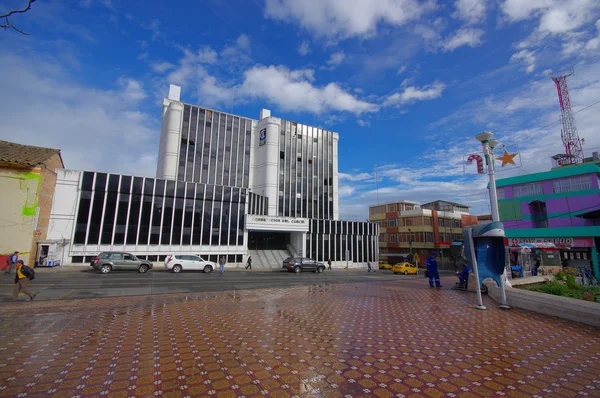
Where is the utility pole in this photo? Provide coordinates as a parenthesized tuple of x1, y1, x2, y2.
(374, 165, 380, 204)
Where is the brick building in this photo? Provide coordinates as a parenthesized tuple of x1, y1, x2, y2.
(369, 200, 478, 267)
(0, 140, 64, 267)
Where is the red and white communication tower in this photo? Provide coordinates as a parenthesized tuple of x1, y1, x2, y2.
(551, 70, 584, 165)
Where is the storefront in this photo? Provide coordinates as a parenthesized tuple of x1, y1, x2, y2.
(505, 237, 595, 277)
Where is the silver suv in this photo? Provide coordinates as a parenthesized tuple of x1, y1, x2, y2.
(90, 252, 153, 274)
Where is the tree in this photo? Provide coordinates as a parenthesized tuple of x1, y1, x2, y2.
(1, 0, 36, 35)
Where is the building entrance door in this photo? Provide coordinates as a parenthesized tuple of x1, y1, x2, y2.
(248, 231, 290, 250)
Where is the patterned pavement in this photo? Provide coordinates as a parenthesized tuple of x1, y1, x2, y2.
(1, 279, 600, 398)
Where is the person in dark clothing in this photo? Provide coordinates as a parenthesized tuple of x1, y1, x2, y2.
(426, 252, 441, 288)
(327, 259, 332, 270)
(532, 256, 540, 276)
(367, 262, 372, 272)
(245, 256, 252, 270)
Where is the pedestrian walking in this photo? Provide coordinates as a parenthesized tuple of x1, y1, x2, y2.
(327, 258, 332, 270)
(427, 252, 441, 288)
(367, 261, 372, 272)
(245, 256, 252, 270)
(5, 251, 18, 274)
(12, 260, 36, 301)
(219, 256, 226, 274)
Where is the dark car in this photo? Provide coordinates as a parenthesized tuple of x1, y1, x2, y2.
(90, 252, 153, 274)
(282, 257, 326, 273)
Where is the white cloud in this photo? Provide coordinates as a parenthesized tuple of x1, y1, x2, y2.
(0, 51, 158, 177)
(197, 47, 218, 64)
(339, 172, 372, 181)
(383, 81, 446, 106)
(510, 49, 536, 73)
(501, 0, 600, 34)
(453, 0, 487, 24)
(240, 65, 378, 115)
(298, 40, 311, 56)
(264, 0, 432, 40)
(118, 77, 147, 101)
(151, 61, 175, 73)
(442, 28, 484, 51)
(357, 119, 371, 127)
(397, 66, 407, 75)
(322, 51, 346, 70)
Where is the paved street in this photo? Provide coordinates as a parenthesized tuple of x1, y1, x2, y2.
(1, 277, 599, 398)
(0, 267, 424, 301)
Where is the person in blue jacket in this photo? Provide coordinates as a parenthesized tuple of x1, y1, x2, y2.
(427, 252, 441, 288)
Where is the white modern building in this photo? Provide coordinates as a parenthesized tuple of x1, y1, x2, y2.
(46, 85, 378, 267)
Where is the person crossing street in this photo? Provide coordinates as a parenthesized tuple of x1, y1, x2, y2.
(12, 260, 37, 301)
(426, 252, 441, 288)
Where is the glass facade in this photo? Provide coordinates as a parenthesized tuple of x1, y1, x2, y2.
(176, 104, 252, 189)
(307, 219, 378, 263)
(278, 120, 334, 219)
(73, 171, 246, 248)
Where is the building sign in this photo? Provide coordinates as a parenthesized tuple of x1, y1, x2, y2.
(259, 128, 266, 146)
(506, 237, 594, 248)
(246, 215, 309, 232)
(248, 215, 307, 225)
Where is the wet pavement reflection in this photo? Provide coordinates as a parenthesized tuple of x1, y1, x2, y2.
(1, 280, 599, 397)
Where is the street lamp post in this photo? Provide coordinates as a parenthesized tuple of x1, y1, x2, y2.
(408, 228, 412, 261)
(475, 131, 510, 310)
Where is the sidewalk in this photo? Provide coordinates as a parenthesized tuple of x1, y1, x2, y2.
(1, 281, 598, 397)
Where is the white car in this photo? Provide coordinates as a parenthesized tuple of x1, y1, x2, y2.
(164, 255, 216, 273)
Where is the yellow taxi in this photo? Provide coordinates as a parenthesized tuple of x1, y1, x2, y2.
(392, 262, 419, 275)
(378, 261, 393, 270)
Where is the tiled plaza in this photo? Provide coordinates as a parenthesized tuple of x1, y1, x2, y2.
(1, 280, 599, 397)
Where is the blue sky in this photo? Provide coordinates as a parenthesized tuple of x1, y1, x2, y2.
(1, 0, 599, 220)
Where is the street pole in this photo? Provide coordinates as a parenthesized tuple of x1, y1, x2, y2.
(476, 132, 510, 310)
(469, 228, 486, 310)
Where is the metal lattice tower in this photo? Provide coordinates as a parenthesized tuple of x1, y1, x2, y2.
(551, 71, 584, 165)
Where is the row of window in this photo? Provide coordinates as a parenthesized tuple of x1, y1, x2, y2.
(72, 254, 245, 265)
(369, 203, 419, 215)
(309, 219, 378, 236)
(306, 233, 377, 263)
(374, 216, 462, 228)
(74, 172, 247, 247)
(278, 120, 336, 220)
(501, 175, 594, 199)
(248, 192, 268, 216)
(380, 232, 463, 244)
(177, 105, 252, 188)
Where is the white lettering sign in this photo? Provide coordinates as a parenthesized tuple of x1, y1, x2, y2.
(248, 215, 307, 225)
(509, 238, 573, 247)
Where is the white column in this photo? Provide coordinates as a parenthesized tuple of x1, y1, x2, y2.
(156, 99, 183, 180)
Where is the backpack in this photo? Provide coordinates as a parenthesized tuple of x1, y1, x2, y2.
(21, 265, 35, 280)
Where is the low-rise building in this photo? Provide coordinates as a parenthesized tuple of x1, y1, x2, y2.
(0, 140, 64, 266)
(369, 200, 477, 267)
(496, 158, 600, 278)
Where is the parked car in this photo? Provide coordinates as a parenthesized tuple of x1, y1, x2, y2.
(164, 255, 216, 273)
(282, 257, 326, 273)
(90, 252, 153, 274)
(392, 262, 419, 275)
(378, 261, 393, 270)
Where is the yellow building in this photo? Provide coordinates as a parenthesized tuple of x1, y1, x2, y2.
(0, 141, 64, 267)
(369, 200, 478, 267)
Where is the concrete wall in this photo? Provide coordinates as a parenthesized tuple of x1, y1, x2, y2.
(0, 153, 63, 266)
(486, 282, 600, 327)
(47, 169, 81, 264)
(0, 166, 40, 265)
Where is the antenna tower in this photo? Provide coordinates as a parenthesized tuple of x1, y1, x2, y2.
(550, 70, 584, 165)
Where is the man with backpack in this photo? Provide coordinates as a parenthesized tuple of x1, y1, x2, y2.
(12, 260, 37, 301)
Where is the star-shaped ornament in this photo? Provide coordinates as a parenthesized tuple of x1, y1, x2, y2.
(497, 150, 517, 167)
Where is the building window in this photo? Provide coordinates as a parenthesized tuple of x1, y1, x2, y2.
(496, 188, 505, 200)
(552, 176, 592, 193)
(513, 182, 543, 198)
